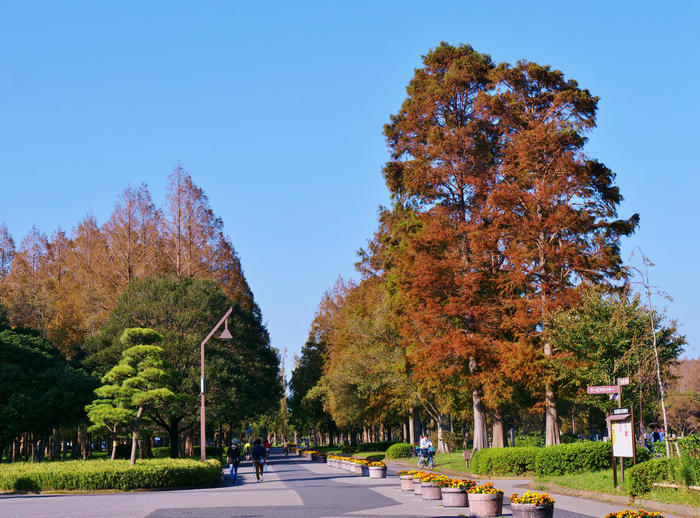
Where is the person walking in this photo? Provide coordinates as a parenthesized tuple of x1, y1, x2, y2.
(226, 439, 241, 484)
(251, 439, 266, 483)
(243, 440, 251, 461)
(263, 439, 271, 472)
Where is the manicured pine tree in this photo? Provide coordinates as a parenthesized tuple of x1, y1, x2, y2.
(86, 327, 175, 464)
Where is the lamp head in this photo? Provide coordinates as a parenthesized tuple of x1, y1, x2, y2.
(219, 319, 233, 340)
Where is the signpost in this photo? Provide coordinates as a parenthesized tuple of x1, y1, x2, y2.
(587, 380, 636, 489)
(587, 385, 619, 395)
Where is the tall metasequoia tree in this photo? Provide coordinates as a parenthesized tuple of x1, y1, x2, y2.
(211, 233, 255, 311)
(44, 228, 83, 357)
(381, 42, 500, 452)
(163, 163, 222, 278)
(0, 223, 15, 279)
(3, 225, 54, 335)
(486, 61, 639, 445)
(102, 183, 160, 294)
(70, 214, 110, 335)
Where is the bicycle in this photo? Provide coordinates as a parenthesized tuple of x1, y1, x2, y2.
(416, 447, 435, 470)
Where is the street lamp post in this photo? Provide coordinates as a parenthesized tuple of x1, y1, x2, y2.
(200, 307, 233, 463)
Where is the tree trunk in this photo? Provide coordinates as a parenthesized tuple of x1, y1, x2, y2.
(111, 436, 118, 460)
(167, 425, 180, 458)
(184, 429, 194, 457)
(492, 410, 505, 448)
(410, 407, 420, 445)
(402, 421, 407, 442)
(130, 406, 144, 466)
(545, 382, 561, 446)
(472, 388, 489, 452)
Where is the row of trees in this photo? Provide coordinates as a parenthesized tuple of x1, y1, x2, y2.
(289, 42, 687, 452)
(0, 163, 253, 360)
(0, 167, 282, 462)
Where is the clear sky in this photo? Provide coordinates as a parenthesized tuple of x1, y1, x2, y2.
(1, 1, 698, 363)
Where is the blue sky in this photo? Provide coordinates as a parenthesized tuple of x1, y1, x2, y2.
(1, 1, 698, 362)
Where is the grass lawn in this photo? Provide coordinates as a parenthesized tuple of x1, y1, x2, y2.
(536, 469, 700, 508)
(316, 446, 342, 454)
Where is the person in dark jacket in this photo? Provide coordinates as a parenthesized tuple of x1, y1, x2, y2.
(251, 439, 266, 482)
(226, 439, 241, 483)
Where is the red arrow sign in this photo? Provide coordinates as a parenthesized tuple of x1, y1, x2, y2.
(587, 385, 619, 394)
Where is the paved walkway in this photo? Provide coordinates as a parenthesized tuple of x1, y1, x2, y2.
(0, 450, 681, 517)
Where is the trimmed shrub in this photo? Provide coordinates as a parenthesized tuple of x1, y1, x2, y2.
(385, 442, 413, 459)
(0, 458, 221, 492)
(534, 442, 611, 475)
(470, 447, 539, 475)
(626, 459, 671, 496)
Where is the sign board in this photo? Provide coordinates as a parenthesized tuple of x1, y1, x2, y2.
(617, 377, 630, 386)
(611, 415, 634, 457)
(613, 407, 630, 415)
(587, 385, 619, 394)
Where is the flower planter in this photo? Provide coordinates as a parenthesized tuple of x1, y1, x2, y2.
(400, 475, 414, 491)
(441, 487, 468, 507)
(468, 493, 503, 517)
(369, 466, 387, 479)
(361, 465, 370, 476)
(412, 479, 422, 494)
(351, 463, 363, 474)
(511, 503, 554, 518)
(420, 482, 442, 500)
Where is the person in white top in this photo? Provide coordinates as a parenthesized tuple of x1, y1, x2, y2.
(423, 436, 433, 450)
(418, 435, 428, 449)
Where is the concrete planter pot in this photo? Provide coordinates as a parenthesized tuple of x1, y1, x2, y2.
(350, 463, 363, 474)
(361, 465, 369, 476)
(368, 466, 387, 478)
(343, 461, 353, 471)
(468, 493, 503, 517)
(420, 482, 442, 501)
(441, 487, 468, 507)
(400, 475, 414, 491)
(412, 479, 422, 494)
(511, 503, 554, 518)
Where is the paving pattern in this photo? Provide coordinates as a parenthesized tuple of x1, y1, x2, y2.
(0, 449, 681, 517)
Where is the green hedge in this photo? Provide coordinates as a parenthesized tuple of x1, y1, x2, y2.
(471, 447, 540, 475)
(385, 443, 413, 459)
(470, 442, 652, 477)
(0, 459, 221, 491)
(626, 459, 672, 496)
(534, 441, 611, 475)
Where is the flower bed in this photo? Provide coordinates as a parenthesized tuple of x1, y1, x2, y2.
(468, 482, 504, 517)
(604, 511, 665, 518)
(510, 491, 555, 518)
